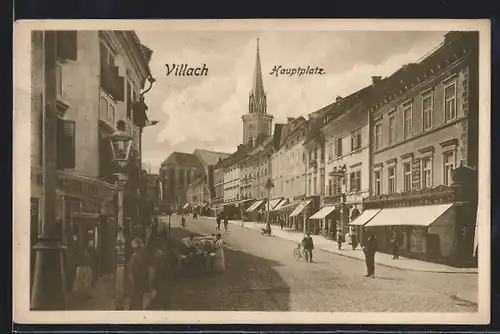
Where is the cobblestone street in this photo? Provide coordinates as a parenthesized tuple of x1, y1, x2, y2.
(161, 215, 478, 312)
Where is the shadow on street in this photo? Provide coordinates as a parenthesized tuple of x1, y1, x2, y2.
(167, 227, 291, 311)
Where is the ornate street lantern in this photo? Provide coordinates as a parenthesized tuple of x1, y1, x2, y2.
(108, 120, 133, 169)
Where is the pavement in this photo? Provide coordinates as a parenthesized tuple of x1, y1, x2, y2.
(67, 215, 478, 310)
(157, 215, 478, 311)
(220, 218, 478, 274)
(66, 274, 155, 311)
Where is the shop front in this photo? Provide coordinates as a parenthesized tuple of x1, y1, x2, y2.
(239, 198, 255, 221)
(348, 208, 381, 246)
(265, 197, 285, 225)
(222, 201, 240, 220)
(290, 199, 313, 233)
(309, 205, 340, 239)
(245, 199, 267, 223)
(276, 200, 300, 229)
(39, 170, 118, 292)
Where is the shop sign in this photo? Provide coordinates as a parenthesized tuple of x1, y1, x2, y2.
(324, 195, 342, 205)
(412, 158, 421, 190)
(57, 176, 100, 198)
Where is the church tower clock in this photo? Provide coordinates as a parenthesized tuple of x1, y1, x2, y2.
(242, 38, 273, 146)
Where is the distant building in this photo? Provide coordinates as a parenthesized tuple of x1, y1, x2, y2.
(159, 149, 230, 213)
(159, 152, 203, 212)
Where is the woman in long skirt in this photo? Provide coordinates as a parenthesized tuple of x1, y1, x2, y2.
(214, 234, 226, 273)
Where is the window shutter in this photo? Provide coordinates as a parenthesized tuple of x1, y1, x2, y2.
(56, 118, 64, 169)
(56, 31, 78, 61)
(61, 120, 76, 169)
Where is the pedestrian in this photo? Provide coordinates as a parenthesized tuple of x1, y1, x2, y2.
(128, 238, 150, 310)
(301, 233, 314, 263)
(390, 230, 399, 259)
(214, 233, 226, 273)
(351, 228, 358, 250)
(362, 231, 378, 277)
(223, 216, 229, 231)
(72, 245, 93, 299)
(216, 216, 221, 231)
(279, 218, 284, 230)
(147, 242, 175, 310)
(336, 228, 343, 250)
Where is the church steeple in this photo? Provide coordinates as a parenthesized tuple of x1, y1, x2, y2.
(249, 38, 267, 114)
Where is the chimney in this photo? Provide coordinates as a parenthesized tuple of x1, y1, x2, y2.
(335, 96, 342, 102)
(287, 117, 295, 124)
(237, 144, 244, 151)
(371, 76, 382, 86)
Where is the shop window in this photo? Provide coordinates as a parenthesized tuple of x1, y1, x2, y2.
(374, 170, 381, 196)
(422, 92, 433, 131)
(388, 166, 396, 193)
(443, 151, 455, 186)
(403, 162, 412, 191)
(444, 81, 457, 122)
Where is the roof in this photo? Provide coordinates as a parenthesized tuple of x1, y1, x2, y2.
(193, 149, 231, 168)
(160, 152, 203, 168)
(251, 38, 265, 112)
(220, 142, 254, 168)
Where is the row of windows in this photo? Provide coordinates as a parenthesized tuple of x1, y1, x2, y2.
(373, 80, 458, 151)
(373, 151, 455, 196)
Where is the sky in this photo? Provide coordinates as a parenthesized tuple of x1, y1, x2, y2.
(136, 30, 447, 173)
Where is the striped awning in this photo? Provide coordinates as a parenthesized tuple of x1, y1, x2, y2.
(365, 204, 453, 227)
(309, 205, 338, 220)
(272, 199, 289, 211)
(349, 209, 381, 226)
(265, 198, 284, 211)
(277, 200, 301, 213)
(246, 199, 266, 213)
(290, 200, 313, 217)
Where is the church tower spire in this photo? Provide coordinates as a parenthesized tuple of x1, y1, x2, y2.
(242, 38, 273, 146)
(249, 38, 267, 114)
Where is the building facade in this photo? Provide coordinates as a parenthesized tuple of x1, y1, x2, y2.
(30, 30, 154, 291)
(159, 152, 203, 212)
(361, 31, 479, 266)
(212, 159, 225, 215)
(314, 88, 372, 238)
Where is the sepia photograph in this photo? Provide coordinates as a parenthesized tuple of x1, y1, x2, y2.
(13, 19, 490, 324)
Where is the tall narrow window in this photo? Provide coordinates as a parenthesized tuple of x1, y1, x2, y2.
(403, 104, 412, 139)
(443, 152, 455, 186)
(336, 137, 343, 157)
(374, 122, 382, 150)
(109, 104, 116, 124)
(374, 170, 381, 196)
(388, 114, 396, 145)
(351, 129, 362, 151)
(55, 64, 63, 98)
(403, 162, 412, 191)
(444, 82, 457, 122)
(421, 157, 432, 189)
(99, 97, 108, 120)
(388, 166, 396, 193)
(350, 171, 361, 192)
(422, 92, 433, 131)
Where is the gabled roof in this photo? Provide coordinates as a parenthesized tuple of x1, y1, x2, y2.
(193, 149, 231, 168)
(160, 152, 202, 168)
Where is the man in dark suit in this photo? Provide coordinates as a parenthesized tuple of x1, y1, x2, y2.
(363, 231, 378, 277)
